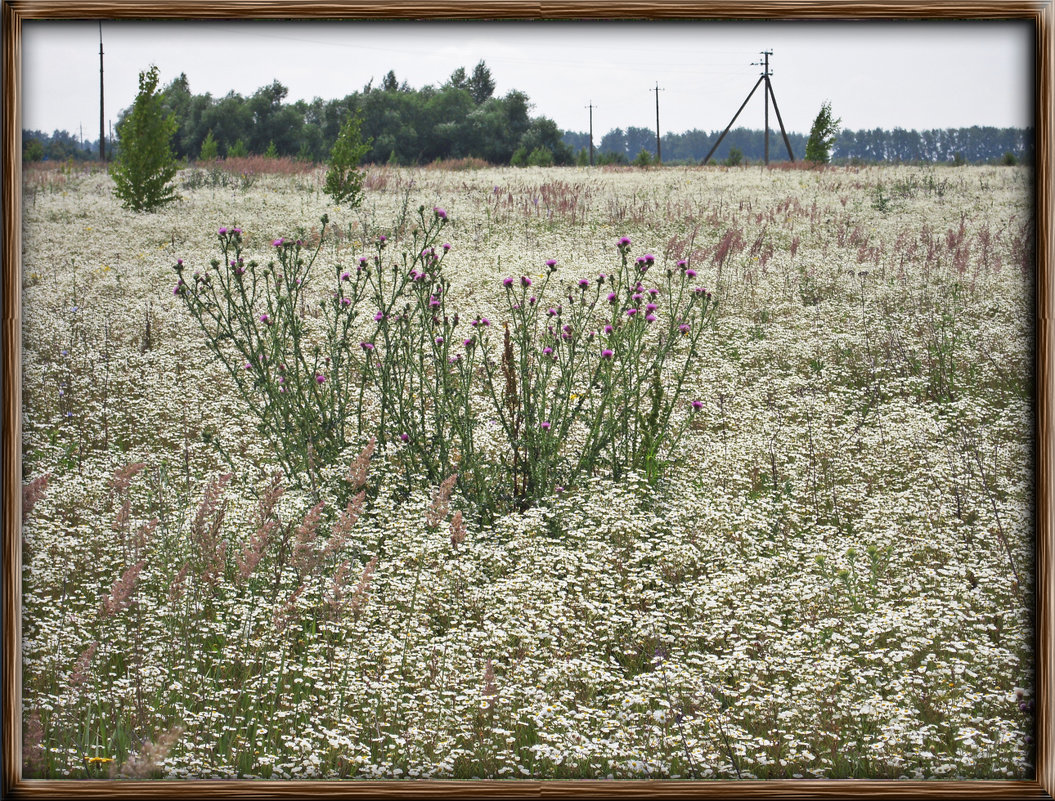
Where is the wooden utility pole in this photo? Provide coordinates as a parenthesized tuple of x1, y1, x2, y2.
(586, 102, 597, 165)
(651, 82, 664, 164)
(99, 22, 105, 162)
(703, 50, 795, 166)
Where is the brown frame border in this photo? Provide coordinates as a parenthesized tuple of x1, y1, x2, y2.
(3, 2, 1052, 798)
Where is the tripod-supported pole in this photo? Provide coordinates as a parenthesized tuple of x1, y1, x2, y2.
(703, 50, 795, 166)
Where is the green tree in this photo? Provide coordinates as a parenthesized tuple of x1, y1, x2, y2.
(110, 65, 179, 212)
(264, 140, 278, 159)
(804, 100, 841, 164)
(227, 139, 248, 158)
(324, 113, 372, 208)
(722, 146, 743, 167)
(468, 61, 496, 104)
(633, 147, 654, 167)
(199, 130, 218, 161)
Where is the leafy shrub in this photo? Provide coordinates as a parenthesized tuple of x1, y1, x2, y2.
(324, 114, 372, 209)
(110, 65, 179, 212)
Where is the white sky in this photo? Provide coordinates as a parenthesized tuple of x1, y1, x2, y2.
(22, 19, 1035, 140)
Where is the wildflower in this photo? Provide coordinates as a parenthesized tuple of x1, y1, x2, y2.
(529, 296, 537, 305)
(618, 236, 631, 248)
(686, 268, 697, 278)
(607, 292, 617, 304)
(244, 362, 252, 370)
(433, 207, 447, 219)
(601, 348, 614, 359)
(272, 238, 284, 247)
(400, 433, 409, 443)
(548, 307, 559, 317)
(541, 421, 551, 430)
(464, 338, 474, 347)
(360, 342, 374, 351)
(173, 281, 184, 295)
(646, 303, 658, 312)
(260, 313, 271, 325)
(543, 347, 554, 356)
(374, 311, 384, 321)
(679, 323, 690, 335)
(443, 242, 451, 252)
(626, 308, 638, 317)
(604, 324, 614, 335)
(341, 298, 352, 307)
(578, 278, 590, 289)
(480, 318, 490, 326)
(521, 276, 532, 288)
(545, 259, 558, 270)
(691, 400, 704, 410)
(341, 271, 351, 281)
(218, 227, 227, 235)
(503, 277, 515, 288)
(316, 375, 326, 384)
(378, 234, 387, 244)
(677, 259, 687, 269)
(645, 313, 657, 322)
(435, 336, 445, 345)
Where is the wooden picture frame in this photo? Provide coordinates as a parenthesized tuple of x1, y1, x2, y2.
(3, 2, 1052, 798)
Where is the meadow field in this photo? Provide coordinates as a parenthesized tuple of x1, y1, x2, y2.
(19, 159, 1035, 780)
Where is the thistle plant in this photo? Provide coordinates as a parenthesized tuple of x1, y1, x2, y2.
(175, 211, 716, 519)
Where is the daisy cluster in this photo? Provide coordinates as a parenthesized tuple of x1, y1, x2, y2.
(19, 161, 1034, 779)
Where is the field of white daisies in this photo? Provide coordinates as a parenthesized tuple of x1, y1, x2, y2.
(19, 159, 1035, 780)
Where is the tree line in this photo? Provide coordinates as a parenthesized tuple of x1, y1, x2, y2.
(562, 124, 1033, 165)
(22, 60, 1032, 167)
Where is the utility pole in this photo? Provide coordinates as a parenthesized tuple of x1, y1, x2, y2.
(754, 51, 771, 165)
(703, 50, 795, 166)
(586, 101, 597, 165)
(651, 82, 664, 164)
(99, 22, 105, 163)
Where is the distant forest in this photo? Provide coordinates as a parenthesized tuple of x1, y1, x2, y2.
(22, 62, 1033, 167)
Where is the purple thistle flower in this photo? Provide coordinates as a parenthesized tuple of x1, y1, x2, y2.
(341, 297, 352, 307)
(547, 307, 558, 317)
(173, 282, 183, 295)
(374, 311, 384, 321)
(231, 227, 242, 235)
(686, 268, 697, 278)
(464, 337, 475, 347)
(481, 318, 490, 326)
(443, 242, 451, 251)
(379, 235, 387, 243)
(272, 238, 284, 247)
(529, 296, 537, 305)
(626, 308, 638, 317)
(360, 341, 374, 351)
(435, 336, 445, 345)
(607, 292, 617, 304)
(219, 227, 228, 235)
(691, 400, 704, 411)
(541, 421, 551, 430)
(521, 275, 532, 288)
(604, 324, 614, 335)
(679, 323, 690, 335)
(545, 259, 557, 269)
(632, 292, 643, 302)
(645, 313, 657, 323)
(677, 259, 687, 269)
(578, 278, 590, 288)
(618, 236, 631, 247)
(601, 348, 614, 359)
(503, 277, 515, 288)
(244, 362, 252, 370)
(260, 313, 271, 324)
(400, 433, 409, 442)
(434, 207, 447, 219)
(543, 346, 554, 356)
(316, 374, 326, 384)
(341, 271, 352, 281)
(359, 256, 369, 267)
(646, 303, 658, 312)
(176, 258, 183, 267)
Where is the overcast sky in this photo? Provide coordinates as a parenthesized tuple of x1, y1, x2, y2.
(22, 19, 1034, 141)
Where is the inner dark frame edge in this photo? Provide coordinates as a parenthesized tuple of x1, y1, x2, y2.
(2, 1, 1051, 798)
